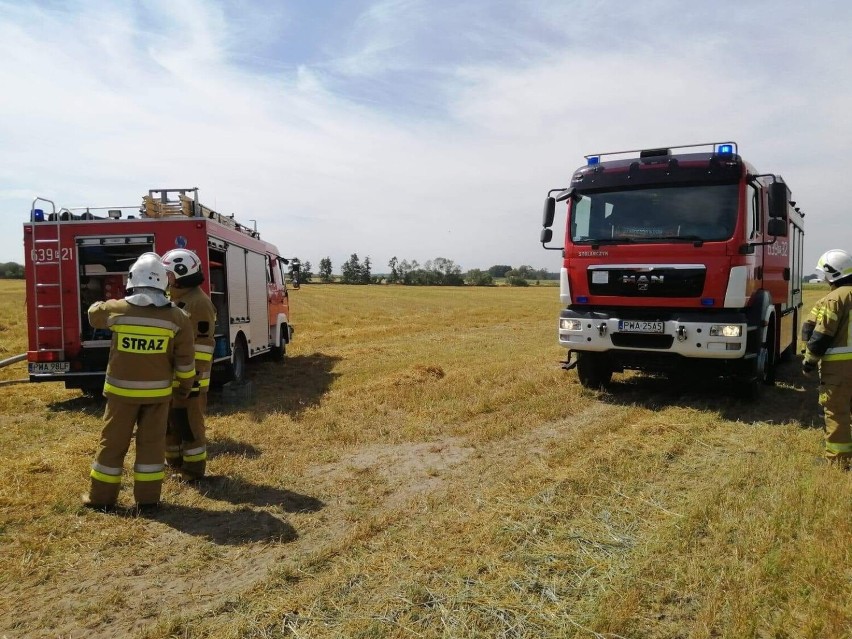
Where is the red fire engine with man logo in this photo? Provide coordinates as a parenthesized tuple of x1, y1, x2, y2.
(540, 142, 805, 395)
(23, 188, 296, 394)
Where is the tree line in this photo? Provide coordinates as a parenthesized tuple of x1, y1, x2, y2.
(0, 258, 556, 286)
(0, 262, 24, 278)
(291, 256, 558, 286)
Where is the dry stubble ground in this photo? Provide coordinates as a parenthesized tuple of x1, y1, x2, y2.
(0, 280, 849, 639)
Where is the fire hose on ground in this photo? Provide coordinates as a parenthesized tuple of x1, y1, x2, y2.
(0, 353, 28, 386)
(0, 353, 26, 368)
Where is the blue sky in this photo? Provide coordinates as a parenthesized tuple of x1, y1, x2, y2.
(1, 0, 850, 273)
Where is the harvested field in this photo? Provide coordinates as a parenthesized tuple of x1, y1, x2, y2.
(0, 280, 849, 639)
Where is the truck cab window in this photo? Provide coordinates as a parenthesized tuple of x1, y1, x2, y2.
(572, 185, 737, 242)
(747, 184, 760, 239)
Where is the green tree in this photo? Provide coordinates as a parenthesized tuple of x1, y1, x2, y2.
(397, 257, 465, 286)
(465, 269, 493, 286)
(488, 264, 513, 278)
(0, 262, 24, 279)
(318, 257, 333, 283)
(341, 253, 363, 284)
(387, 256, 400, 283)
(431, 257, 464, 285)
(360, 256, 372, 284)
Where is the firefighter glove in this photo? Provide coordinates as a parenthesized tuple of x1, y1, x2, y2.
(802, 359, 817, 376)
(174, 387, 191, 400)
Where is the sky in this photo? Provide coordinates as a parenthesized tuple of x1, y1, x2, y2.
(1, 0, 850, 274)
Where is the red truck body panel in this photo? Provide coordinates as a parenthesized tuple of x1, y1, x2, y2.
(542, 143, 804, 387)
(23, 191, 293, 391)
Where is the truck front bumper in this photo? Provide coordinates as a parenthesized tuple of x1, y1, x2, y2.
(558, 308, 749, 360)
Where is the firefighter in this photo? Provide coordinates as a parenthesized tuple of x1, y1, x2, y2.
(802, 248, 852, 470)
(801, 298, 824, 352)
(161, 248, 217, 480)
(84, 253, 196, 510)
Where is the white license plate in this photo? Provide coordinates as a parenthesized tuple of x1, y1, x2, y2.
(618, 320, 664, 334)
(28, 362, 70, 374)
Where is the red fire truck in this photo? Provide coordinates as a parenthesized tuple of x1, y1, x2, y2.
(24, 188, 295, 394)
(540, 142, 805, 394)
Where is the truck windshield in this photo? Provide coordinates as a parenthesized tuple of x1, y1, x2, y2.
(571, 184, 738, 243)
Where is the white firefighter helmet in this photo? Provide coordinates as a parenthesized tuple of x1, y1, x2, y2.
(127, 252, 168, 292)
(815, 249, 852, 284)
(162, 248, 202, 284)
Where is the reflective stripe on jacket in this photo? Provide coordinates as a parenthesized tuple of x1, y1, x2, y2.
(169, 286, 217, 394)
(88, 299, 196, 403)
(805, 286, 852, 376)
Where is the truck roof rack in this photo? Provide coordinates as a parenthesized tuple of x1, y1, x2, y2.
(143, 188, 260, 238)
(584, 141, 738, 166)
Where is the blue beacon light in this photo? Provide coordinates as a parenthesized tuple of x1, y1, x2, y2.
(587, 156, 600, 166)
(33, 208, 45, 222)
(717, 144, 734, 155)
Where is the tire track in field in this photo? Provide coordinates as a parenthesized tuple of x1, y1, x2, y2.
(3, 400, 628, 639)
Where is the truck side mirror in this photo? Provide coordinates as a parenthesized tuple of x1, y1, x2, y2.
(290, 260, 301, 289)
(540, 228, 553, 244)
(767, 217, 787, 237)
(542, 197, 556, 228)
(769, 181, 790, 220)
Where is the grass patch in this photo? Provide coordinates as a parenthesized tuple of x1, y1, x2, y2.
(0, 282, 848, 638)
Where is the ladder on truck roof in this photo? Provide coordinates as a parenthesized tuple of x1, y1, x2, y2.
(29, 197, 66, 360)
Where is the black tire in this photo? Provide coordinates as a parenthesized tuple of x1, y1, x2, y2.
(269, 325, 287, 362)
(760, 320, 777, 386)
(576, 352, 613, 389)
(229, 335, 248, 384)
(779, 309, 798, 363)
(735, 320, 776, 399)
(80, 385, 103, 399)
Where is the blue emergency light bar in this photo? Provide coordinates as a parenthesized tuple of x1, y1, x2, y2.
(583, 142, 738, 164)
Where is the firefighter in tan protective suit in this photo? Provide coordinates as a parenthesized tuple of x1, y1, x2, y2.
(162, 248, 217, 480)
(83, 253, 196, 510)
(802, 248, 852, 470)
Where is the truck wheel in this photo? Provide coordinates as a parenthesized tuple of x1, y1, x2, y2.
(779, 309, 797, 363)
(736, 323, 776, 399)
(80, 385, 103, 399)
(269, 325, 287, 362)
(760, 321, 777, 386)
(576, 352, 613, 389)
(229, 335, 248, 384)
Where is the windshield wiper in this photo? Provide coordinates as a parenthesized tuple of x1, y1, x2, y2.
(576, 238, 636, 247)
(654, 235, 705, 246)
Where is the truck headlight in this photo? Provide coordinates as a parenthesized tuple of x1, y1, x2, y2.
(709, 324, 742, 337)
(560, 318, 582, 331)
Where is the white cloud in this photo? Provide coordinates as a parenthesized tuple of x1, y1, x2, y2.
(0, 0, 851, 275)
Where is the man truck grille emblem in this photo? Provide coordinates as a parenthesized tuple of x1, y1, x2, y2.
(621, 274, 664, 291)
